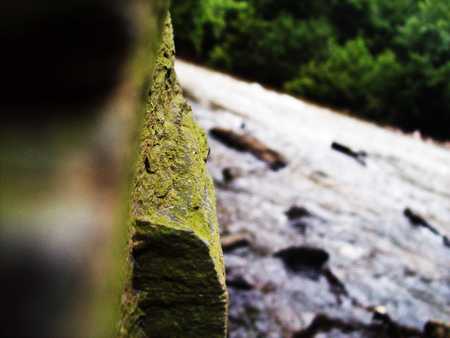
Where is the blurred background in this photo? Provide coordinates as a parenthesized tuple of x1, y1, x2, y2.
(0, 1, 166, 337)
(171, 1, 450, 337)
(172, 0, 450, 140)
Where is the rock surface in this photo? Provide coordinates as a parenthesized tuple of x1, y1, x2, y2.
(176, 61, 450, 338)
(120, 17, 227, 338)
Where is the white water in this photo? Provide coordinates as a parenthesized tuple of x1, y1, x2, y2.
(176, 60, 450, 336)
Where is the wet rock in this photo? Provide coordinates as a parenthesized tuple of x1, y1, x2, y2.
(423, 321, 450, 338)
(331, 142, 367, 166)
(274, 246, 329, 279)
(322, 268, 348, 303)
(286, 206, 313, 220)
(222, 167, 241, 184)
(404, 208, 438, 234)
(227, 275, 254, 291)
(293, 314, 354, 338)
(371, 306, 391, 324)
(444, 236, 450, 248)
(285, 206, 315, 234)
(293, 313, 422, 338)
(221, 234, 251, 253)
(404, 208, 449, 248)
(211, 100, 228, 111)
(209, 127, 287, 171)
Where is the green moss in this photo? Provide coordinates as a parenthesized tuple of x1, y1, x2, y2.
(120, 13, 227, 338)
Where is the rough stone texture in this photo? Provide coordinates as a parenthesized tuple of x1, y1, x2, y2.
(120, 15, 228, 338)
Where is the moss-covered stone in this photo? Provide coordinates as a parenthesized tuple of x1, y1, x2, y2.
(120, 14, 228, 338)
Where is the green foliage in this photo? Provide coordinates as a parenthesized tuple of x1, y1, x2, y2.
(286, 38, 403, 120)
(172, 0, 450, 139)
(172, 0, 248, 53)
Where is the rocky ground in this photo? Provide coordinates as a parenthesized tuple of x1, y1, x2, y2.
(176, 61, 450, 338)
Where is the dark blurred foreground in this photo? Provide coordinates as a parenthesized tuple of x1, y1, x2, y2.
(0, 1, 167, 337)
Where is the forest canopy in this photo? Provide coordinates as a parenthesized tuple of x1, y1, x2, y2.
(171, 0, 450, 139)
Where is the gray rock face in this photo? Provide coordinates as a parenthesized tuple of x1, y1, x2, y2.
(176, 61, 450, 338)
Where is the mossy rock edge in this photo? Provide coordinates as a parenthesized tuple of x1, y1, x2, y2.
(120, 14, 228, 338)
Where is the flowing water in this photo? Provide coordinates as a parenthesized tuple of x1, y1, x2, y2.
(176, 61, 450, 337)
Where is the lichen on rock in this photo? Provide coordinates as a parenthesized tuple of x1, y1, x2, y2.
(120, 13, 228, 338)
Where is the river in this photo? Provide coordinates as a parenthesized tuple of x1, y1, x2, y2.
(176, 60, 450, 337)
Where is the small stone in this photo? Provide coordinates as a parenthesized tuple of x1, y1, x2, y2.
(372, 306, 391, 324)
(443, 236, 450, 248)
(222, 167, 241, 184)
(221, 234, 251, 253)
(285, 206, 312, 220)
(226, 275, 254, 291)
(274, 246, 329, 279)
